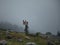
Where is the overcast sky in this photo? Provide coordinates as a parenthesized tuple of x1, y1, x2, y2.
(0, 0, 60, 35)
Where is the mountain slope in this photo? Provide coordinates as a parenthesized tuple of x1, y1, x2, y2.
(0, 22, 24, 32)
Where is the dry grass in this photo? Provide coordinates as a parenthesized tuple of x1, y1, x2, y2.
(0, 30, 56, 45)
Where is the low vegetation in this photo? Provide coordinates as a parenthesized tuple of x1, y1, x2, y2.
(0, 29, 60, 45)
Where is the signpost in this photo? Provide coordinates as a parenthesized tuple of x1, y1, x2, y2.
(23, 20, 29, 35)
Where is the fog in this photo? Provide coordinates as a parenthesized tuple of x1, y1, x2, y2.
(0, 0, 60, 35)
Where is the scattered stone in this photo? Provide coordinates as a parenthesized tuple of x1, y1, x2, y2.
(25, 36, 30, 40)
(6, 35, 12, 39)
(0, 40, 7, 45)
(47, 40, 55, 45)
(26, 42, 36, 45)
(17, 38, 23, 42)
(6, 30, 9, 35)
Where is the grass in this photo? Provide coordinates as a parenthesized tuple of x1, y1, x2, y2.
(0, 30, 59, 45)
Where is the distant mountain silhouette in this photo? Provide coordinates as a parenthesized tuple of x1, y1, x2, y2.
(0, 22, 24, 32)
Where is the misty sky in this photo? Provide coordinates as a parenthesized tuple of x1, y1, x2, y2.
(0, 0, 60, 35)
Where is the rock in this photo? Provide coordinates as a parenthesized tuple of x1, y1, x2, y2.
(6, 30, 10, 35)
(26, 42, 36, 45)
(17, 38, 23, 42)
(0, 40, 7, 45)
(25, 36, 30, 40)
(6, 35, 12, 39)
